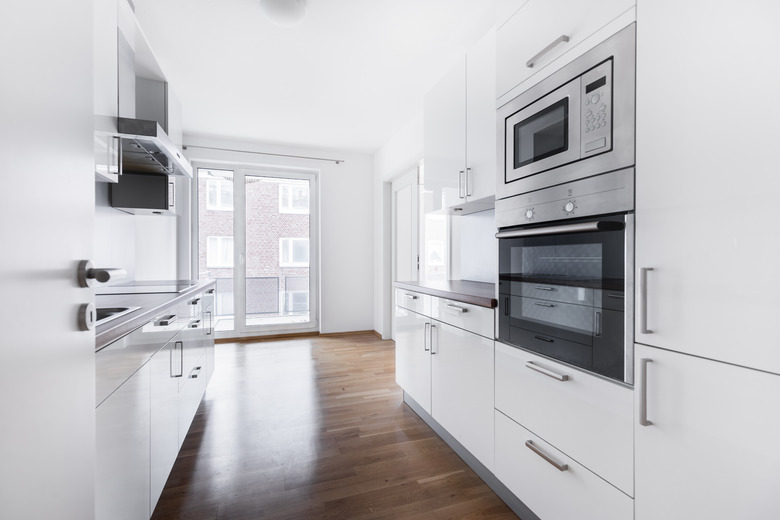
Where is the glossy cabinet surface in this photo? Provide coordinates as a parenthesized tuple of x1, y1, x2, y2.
(635, 0, 780, 376)
(634, 344, 780, 519)
(150, 341, 179, 510)
(495, 342, 634, 495)
(394, 305, 432, 413)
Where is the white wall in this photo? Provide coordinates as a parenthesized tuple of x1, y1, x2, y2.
(451, 209, 497, 283)
(183, 134, 374, 334)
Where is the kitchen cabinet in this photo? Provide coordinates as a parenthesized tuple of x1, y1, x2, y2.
(96, 363, 151, 520)
(634, 344, 780, 519)
(496, 0, 635, 104)
(150, 340, 179, 510)
(635, 0, 780, 375)
(495, 343, 634, 496)
(423, 27, 496, 213)
(394, 288, 495, 471)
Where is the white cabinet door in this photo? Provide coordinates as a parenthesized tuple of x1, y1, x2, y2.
(465, 27, 497, 203)
(424, 56, 467, 212)
(150, 341, 180, 511)
(431, 321, 494, 471)
(96, 365, 151, 520)
(635, 0, 780, 375)
(394, 306, 431, 413)
(635, 344, 780, 519)
(497, 0, 635, 101)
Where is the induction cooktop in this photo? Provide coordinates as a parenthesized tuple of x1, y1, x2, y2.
(96, 280, 199, 295)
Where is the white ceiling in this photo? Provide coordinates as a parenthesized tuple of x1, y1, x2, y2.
(132, 0, 497, 154)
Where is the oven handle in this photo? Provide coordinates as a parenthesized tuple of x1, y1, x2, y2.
(495, 220, 624, 239)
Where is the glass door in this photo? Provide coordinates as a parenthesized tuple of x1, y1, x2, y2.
(197, 166, 318, 337)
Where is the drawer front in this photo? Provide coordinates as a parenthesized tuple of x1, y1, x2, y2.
(517, 296, 594, 335)
(495, 411, 633, 520)
(495, 342, 633, 495)
(432, 297, 494, 339)
(517, 281, 594, 306)
(395, 288, 430, 316)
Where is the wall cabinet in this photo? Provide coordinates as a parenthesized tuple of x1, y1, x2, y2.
(496, 0, 635, 104)
(394, 289, 495, 471)
(423, 27, 496, 212)
(634, 344, 780, 519)
(634, 0, 780, 376)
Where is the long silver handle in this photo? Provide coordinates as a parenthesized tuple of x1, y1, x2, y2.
(639, 267, 654, 334)
(496, 220, 623, 239)
(206, 311, 213, 335)
(458, 170, 466, 199)
(445, 303, 468, 313)
(526, 361, 569, 381)
(424, 322, 431, 352)
(170, 341, 183, 378)
(638, 358, 653, 426)
(535, 286, 556, 291)
(525, 440, 568, 471)
(466, 167, 473, 197)
(526, 34, 570, 68)
(534, 302, 555, 308)
(431, 324, 437, 354)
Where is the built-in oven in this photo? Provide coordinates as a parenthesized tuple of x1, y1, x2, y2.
(496, 170, 634, 384)
(496, 23, 635, 201)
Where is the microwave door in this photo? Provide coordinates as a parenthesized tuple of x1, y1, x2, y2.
(504, 79, 582, 184)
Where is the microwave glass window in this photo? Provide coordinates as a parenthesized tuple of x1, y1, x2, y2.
(513, 98, 569, 169)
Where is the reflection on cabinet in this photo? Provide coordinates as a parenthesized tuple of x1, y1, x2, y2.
(635, 0, 780, 376)
(394, 289, 495, 471)
(424, 28, 496, 213)
(634, 344, 780, 519)
(149, 341, 179, 510)
(496, 0, 635, 103)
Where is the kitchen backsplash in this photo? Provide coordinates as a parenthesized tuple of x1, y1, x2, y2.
(452, 208, 497, 284)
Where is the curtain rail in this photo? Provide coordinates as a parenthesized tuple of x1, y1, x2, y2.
(182, 144, 344, 164)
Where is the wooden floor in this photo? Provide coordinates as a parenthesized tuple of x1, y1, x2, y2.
(152, 332, 520, 520)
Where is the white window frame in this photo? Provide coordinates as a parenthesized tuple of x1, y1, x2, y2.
(206, 178, 234, 211)
(278, 183, 309, 214)
(206, 236, 234, 267)
(279, 237, 309, 267)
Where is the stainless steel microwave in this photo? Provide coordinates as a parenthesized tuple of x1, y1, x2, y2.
(497, 23, 635, 201)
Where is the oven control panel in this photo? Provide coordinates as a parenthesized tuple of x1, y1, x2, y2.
(581, 59, 613, 157)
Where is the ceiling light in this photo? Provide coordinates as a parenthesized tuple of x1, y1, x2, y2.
(259, 0, 307, 27)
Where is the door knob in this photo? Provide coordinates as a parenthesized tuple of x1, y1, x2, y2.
(77, 260, 126, 287)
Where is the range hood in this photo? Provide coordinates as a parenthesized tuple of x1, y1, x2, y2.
(117, 117, 192, 178)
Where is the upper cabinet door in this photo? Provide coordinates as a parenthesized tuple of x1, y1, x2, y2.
(496, 0, 635, 103)
(635, 0, 780, 375)
(424, 56, 467, 212)
(465, 27, 497, 203)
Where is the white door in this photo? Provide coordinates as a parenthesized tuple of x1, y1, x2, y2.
(635, 344, 780, 519)
(0, 2, 95, 518)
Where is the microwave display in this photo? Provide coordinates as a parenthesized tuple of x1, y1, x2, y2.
(513, 98, 569, 169)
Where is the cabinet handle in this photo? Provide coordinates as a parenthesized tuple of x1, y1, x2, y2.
(206, 311, 213, 335)
(189, 298, 201, 305)
(424, 322, 431, 352)
(534, 302, 555, 308)
(458, 170, 466, 199)
(157, 314, 177, 326)
(638, 358, 653, 427)
(466, 167, 473, 197)
(445, 303, 468, 313)
(207, 288, 215, 294)
(190, 366, 202, 379)
(431, 324, 438, 354)
(504, 297, 509, 316)
(525, 440, 568, 471)
(639, 267, 654, 334)
(595, 311, 602, 337)
(526, 34, 570, 68)
(526, 361, 569, 381)
(170, 341, 183, 378)
(404, 293, 418, 300)
(535, 286, 555, 291)
(189, 319, 201, 329)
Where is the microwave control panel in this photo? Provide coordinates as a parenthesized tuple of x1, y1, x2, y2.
(581, 58, 613, 157)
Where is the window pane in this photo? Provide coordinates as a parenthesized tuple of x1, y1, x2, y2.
(292, 239, 308, 264)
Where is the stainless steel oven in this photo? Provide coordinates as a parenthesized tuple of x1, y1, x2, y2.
(496, 170, 634, 384)
(497, 23, 635, 201)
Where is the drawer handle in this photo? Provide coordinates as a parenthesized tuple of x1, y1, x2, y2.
(535, 286, 555, 291)
(525, 440, 569, 471)
(189, 319, 201, 329)
(533, 335, 554, 343)
(405, 293, 418, 300)
(207, 288, 215, 294)
(607, 293, 624, 299)
(445, 303, 468, 313)
(190, 366, 202, 379)
(526, 361, 569, 381)
(534, 302, 555, 308)
(157, 314, 177, 326)
(526, 34, 570, 68)
(189, 298, 201, 305)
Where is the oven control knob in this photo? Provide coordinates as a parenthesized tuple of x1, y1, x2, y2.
(564, 201, 576, 213)
(525, 208, 535, 220)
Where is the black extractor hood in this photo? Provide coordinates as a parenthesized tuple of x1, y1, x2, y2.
(117, 117, 193, 178)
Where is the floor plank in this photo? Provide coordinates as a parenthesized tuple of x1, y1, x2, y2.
(151, 333, 520, 520)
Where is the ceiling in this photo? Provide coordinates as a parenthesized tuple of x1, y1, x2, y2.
(132, 0, 497, 154)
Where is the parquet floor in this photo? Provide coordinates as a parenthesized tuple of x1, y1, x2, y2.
(151, 332, 520, 520)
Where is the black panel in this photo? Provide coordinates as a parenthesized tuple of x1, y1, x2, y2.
(110, 172, 168, 210)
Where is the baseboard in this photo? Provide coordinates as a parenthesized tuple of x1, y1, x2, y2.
(402, 393, 540, 520)
(216, 330, 386, 344)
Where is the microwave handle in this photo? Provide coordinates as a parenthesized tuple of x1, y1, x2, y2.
(526, 35, 570, 68)
(495, 220, 624, 239)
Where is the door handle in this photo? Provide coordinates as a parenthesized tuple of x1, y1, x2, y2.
(77, 259, 126, 287)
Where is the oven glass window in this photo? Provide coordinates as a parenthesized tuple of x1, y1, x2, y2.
(513, 98, 569, 169)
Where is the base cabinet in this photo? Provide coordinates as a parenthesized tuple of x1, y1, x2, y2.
(635, 344, 780, 519)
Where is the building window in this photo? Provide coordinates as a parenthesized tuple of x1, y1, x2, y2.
(279, 237, 309, 267)
(279, 182, 309, 214)
(284, 291, 309, 313)
(207, 178, 234, 211)
(207, 236, 234, 267)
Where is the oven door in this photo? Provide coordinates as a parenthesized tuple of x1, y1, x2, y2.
(497, 214, 632, 383)
(504, 77, 581, 185)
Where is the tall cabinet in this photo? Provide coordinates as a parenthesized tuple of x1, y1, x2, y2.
(635, 1, 780, 517)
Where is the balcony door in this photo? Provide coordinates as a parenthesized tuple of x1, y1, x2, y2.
(197, 166, 318, 338)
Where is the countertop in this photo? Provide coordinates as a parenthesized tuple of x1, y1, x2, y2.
(95, 279, 216, 352)
(392, 280, 497, 308)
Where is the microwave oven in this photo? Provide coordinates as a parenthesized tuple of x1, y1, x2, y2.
(496, 23, 635, 201)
